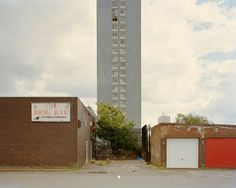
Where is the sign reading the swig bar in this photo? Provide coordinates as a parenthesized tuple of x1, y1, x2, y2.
(31, 103, 71, 122)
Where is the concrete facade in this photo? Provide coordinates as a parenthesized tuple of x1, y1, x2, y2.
(97, 0, 141, 128)
(0, 97, 95, 167)
(151, 123, 236, 168)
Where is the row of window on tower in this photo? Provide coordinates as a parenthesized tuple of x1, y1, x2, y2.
(113, 9, 126, 15)
(112, 47, 126, 54)
(112, 62, 126, 69)
(112, 55, 126, 61)
(112, 24, 126, 30)
(112, 16, 125, 22)
(112, 93, 126, 99)
(112, 32, 126, 38)
(112, 85, 126, 92)
(113, 77, 126, 84)
(112, 39, 126, 46)
(112, 0, 126, 8)
(112, 100, 126, 106)
(112, 70, 126, 76)
(112, 0, 127, 114)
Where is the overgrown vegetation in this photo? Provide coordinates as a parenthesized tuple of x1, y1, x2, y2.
(96, 103, 138, 156)
(175, 113, 211, 125)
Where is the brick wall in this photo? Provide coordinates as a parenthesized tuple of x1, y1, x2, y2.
(0, 97, 78, 167)
(151, 123, 236, 167)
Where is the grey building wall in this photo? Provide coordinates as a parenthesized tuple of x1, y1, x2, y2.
(97, 0, 141, 128)
(77, 99, 96, 166)
(97, 0, 113, 105)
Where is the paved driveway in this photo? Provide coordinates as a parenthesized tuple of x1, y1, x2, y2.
(1, 160, 236, 188)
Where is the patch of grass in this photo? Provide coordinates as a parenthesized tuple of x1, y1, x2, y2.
(71, 163, 80, 171)
(147, 163, 166, 170)
(88, 170, 109, 174)
(95, 160, 110, 166)
(0, 164, 77, 171)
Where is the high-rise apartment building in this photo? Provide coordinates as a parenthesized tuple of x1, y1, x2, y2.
(97, 0, 141, 128)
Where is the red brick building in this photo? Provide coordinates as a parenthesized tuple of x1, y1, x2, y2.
(0, 97, 95, 167)
(151, 123, 236, 168)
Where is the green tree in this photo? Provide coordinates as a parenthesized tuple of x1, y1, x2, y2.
(175, 113, 210, 125)
(96, 103, 138, 155)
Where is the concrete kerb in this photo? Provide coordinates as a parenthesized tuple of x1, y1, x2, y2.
(0, 166, 79, 172)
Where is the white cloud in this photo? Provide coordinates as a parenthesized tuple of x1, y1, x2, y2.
(142, 0, 236, 125)
(0, 0, 96, 98)
(1, 0, 236, 126)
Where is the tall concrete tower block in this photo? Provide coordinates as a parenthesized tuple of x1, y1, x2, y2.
(97, 0, 141, 128)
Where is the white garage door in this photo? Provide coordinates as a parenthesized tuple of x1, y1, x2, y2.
(167, 138, 199, 168)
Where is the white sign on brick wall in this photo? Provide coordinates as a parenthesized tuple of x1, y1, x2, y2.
(31, 103, 71, 122)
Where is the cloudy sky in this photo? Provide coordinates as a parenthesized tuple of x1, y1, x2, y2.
(0, 0, 236, 125)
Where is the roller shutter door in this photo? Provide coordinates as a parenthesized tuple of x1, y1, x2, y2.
(167, 138, 199, 168)
(206, 138, 236, 168)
